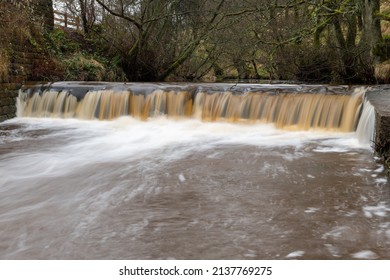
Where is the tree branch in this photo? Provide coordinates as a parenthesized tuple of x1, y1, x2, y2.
(95, 0, 142, 30)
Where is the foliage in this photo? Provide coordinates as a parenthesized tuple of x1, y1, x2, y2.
(46, 29, 81, 55)
(374, 36, 390, 62)
(58, 52, 126, 81)
(83, 0, 387, 83)
(61, 52, 104, 80)
(4, 0, 390, 83)
(273, 44, 333, 83)
(36, 27, 127, 81)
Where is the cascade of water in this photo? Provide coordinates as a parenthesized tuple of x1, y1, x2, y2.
(17, 85, 366, 132)
(356, 97, 376, 145)
(192, 90, 363, 131)
(19, 90, 77, 118)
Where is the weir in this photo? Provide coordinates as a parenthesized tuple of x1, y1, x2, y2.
(18, 82, 372, 136)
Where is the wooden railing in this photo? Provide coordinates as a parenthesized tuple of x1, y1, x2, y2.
(54, 11, 81, 31)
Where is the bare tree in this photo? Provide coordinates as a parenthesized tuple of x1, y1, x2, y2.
(92, 0, 231, 80)
(54, 0, 98, 33)
(51, 0, 390, 83)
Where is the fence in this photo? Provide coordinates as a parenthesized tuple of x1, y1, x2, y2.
(54, 11, 81, 31)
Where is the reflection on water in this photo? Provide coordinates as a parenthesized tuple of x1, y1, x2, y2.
(0, 117, 389, 259)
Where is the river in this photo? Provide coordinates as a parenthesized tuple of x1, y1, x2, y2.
(1, 114, 389, 259)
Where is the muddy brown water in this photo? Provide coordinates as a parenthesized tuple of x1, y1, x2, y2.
(0, 117, 389, 259)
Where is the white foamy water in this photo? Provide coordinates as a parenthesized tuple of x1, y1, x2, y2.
(352, 250, 378, 260)
(0, 116, 367, 179)
(0, 117, 389, 259)
(286, 250, 305, 258)
(356, 99, 376, 145)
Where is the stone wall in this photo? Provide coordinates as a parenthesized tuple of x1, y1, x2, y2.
(366, 86, 390, 170)
(0, 0, 52, 121)
(0, 83, 19, 122)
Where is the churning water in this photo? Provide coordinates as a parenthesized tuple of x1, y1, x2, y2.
(0, 83, 389, 259)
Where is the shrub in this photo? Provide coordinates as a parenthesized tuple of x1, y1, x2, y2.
(275, 44, 333, 83)
(62, 52, 106, 81)
(46, 29, 80, 55)
(375, 60, 390, 83)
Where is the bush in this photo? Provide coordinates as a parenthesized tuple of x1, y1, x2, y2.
(46, 29, 81, 55)
(275, 44, 333, 83)
(375, 60, 390, 83)
(60, 52, 127, 81)
(62, 52, 106, 81)
(295, 49, 333, 83)
(374, 36, 390, 62)
(44, 29, 127, 82)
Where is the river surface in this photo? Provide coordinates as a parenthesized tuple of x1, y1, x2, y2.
(0, 117, 389, 259)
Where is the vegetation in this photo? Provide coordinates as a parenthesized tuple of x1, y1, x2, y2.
(3, 0, 390, 83)
(42, 28, 127, 81)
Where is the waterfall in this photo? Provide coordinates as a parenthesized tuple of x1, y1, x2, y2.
(356, 97, 376, 145)
(17, 83, 366, 132)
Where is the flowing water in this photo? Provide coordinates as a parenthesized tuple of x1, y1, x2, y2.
(0, 83, 389, 259)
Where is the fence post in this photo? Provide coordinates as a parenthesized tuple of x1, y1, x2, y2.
(76, 17, 80, 31)
(53, 10, 82, 31)
(64, 13, 68, 28)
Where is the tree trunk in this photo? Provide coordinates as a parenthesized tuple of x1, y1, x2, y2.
(35, 0, 54, 32)
(330, 0, 380, 83)
(359, 0, 382, 59)
(79, 0, 90, 34)
(357, 0, 382, 82)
